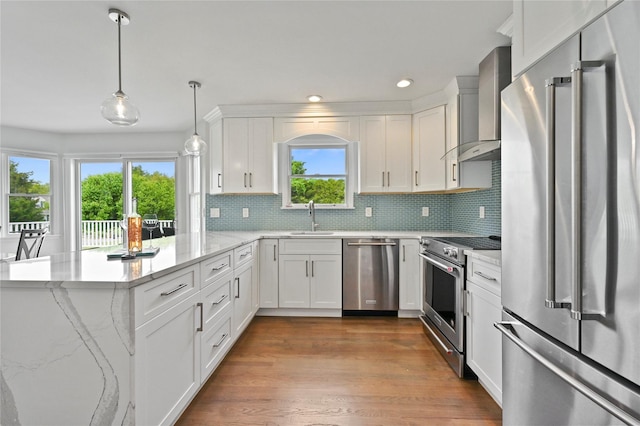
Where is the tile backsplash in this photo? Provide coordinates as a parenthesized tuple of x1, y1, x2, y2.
(206, 161, 501, 236)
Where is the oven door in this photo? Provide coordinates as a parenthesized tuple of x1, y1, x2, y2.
(419, 251, 464, 352)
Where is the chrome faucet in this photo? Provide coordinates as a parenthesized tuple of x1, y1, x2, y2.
(308, 200, 319, 232)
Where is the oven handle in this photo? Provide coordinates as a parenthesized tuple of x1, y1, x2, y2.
(420, 316, 453, 355)
(419, 252, 458, 275)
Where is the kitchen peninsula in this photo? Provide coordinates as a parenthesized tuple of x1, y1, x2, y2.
(1, 230, 469, 426)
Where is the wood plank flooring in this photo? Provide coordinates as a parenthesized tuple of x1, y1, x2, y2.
(177, 316, 501, 426)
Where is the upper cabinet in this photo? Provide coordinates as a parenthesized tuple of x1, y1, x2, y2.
(274, 117, 359, 143)
(511, 0, 612, 77)
(412, 106, 446, 192)
(210, 117, 276, 194)
(445, 79, 491, 191)
(359, 115, 412, 193)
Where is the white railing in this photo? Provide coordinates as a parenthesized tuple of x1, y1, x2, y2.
(8, 220, 174, 248)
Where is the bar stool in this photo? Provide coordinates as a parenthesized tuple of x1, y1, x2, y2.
(15, 228, 47, 260)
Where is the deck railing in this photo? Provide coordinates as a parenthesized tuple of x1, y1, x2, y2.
(9, 220, 174, 248)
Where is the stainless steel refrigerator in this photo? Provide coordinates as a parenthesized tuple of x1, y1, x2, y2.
(500, 1, 640, 424)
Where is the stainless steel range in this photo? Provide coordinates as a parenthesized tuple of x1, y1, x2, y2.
(418, 236, 500, 377)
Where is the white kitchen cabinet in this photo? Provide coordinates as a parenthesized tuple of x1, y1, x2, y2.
(259, 238, 279, 308)
(399, 239, 421, 313)
(359, 115, 412, 193)
(278, 238, 342, 309)
(445, 80, 491, 191)
(465, 256, 502, 406)
(134, 291, 202, 426)
(274, 116, 360, 142)
(511, 0, 612, 77)
(232, 242, 257, 336)
(210, 117, 276, 194)
(412, 106, 446, 192)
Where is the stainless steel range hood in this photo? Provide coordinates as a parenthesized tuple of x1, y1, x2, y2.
(459, 46, 511, 162)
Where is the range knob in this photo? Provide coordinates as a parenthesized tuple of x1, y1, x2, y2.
(443, 248, 451, 256)
(449, 248, 458, 258)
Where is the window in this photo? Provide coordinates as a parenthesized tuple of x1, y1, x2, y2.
(7, 155, 52, 233)
(79, 159, 176, 248)
(282, 136, 355, 208)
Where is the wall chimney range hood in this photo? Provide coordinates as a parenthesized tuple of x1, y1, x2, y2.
(459, 46, 511, 162)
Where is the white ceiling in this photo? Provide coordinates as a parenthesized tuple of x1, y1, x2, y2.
(0, 1, 512, 134)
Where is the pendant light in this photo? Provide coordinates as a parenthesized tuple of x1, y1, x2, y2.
(184, 81, 207, 156)
(101, 9, 139, 126)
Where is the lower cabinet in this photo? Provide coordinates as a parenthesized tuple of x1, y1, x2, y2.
(465, 256, 502, 406)
(259, 238, 279, 308)
(278, 239, 342, 310)
(134, 291, 202, 426)
(233, 261, 254, 335)
(399, 239, 421, 313)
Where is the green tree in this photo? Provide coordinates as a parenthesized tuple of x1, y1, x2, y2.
(290, 160, 345, 204)
(8, 160, 48, 222)
(132, 166, 175, 218)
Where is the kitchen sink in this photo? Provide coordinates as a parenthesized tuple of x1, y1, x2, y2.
(288, 231, 334, 236)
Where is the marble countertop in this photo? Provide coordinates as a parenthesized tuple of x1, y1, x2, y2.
(0, 230, 477, 287)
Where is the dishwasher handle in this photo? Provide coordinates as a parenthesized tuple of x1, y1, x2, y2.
(346, 242, 397, 247)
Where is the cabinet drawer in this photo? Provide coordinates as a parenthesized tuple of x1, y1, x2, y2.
(468, 258, 501, 296)
(202, 272, 233, 329)
(279, 238, 342, 255)
(201, 311, 232, 380)
(134, 265, 199, 326)
(234, 243, 254, 268)
(201, 251, 233, 288)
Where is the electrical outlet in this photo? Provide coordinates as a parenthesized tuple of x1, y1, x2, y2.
(422, 207, 430, 217)
(210, 208, 220, 218)
(479, 206, 485, 219)
(365, 207, 373, 217)
(242, 207, 249, 218)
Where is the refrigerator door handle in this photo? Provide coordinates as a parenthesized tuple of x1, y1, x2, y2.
(570, 60, 605, 321)
(495, 320, 640, 425)
(544, 76, 572, 310)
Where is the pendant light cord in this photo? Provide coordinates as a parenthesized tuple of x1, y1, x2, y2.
(193, 83, 198, 135)
(117, 14, 123, 93)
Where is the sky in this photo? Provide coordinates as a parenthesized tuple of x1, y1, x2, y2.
(291, 148, 346, 175)
(9, 156, 175, 183)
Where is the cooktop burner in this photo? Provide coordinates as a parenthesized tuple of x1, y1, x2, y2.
(433, 236, 501, 250)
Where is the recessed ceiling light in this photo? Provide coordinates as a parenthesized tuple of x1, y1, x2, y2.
(396, 78, 413, 88)
(307, 95, 323, 102)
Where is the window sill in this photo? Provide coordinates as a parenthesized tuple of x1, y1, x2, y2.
(281, 205, 355, 210)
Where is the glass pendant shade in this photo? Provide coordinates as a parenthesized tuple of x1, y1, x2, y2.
(184, 133, 207, 156)
(101, 90, 139, 126)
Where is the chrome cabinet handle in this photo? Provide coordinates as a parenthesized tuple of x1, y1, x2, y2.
(452, 163, 457, 182)
(212, 262, 228, 271)
(420, 317, 453, 354)
(311, 260, 314, 277)
(569, 61, 604, 321)
(235, 277, 240, 299)
(239, 252, 249, 258)
(495, 321, 639, 425)
(474, 271, 497, 281)
(249, 172, 252, 188)
(402, 245, 406, 262)
(212, 294, 228, 305)
(387, 171, 390, 187)
(196, 302, 203, 332)
(217, 173, 222, 188)
(160, 283, 187, 296)
(273, 245, 276, 261)
(243, 172, 247, 188)
(382, 171, 385, 187)
(213, 333, 228, 348)
(415, 170, 419, 186)
(305, 260, 309, 277)
(347, 242, 397, 246)
(544, 76, 571, 310)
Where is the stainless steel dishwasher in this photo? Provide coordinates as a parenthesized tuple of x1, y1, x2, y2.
(342, 238, 399, 313)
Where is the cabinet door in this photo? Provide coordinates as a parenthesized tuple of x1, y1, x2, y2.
(246, 117, 276, 193)
(445, 101, 459, 189)
(223, 118, 250, 193)
(233, 263, 253, 336)
(359, 116, 387, 192)
(259, 239, 279, 308)
(399, 239, 421, 311)
(466, 281, 502, 405)
(309, 254, 342, 309)
(512, 0, 607, 76)
(278, 254, 310, 308)
(413, 107, 446, 192)
(135, 292, 201, 426)
(385, 115, 413, 192)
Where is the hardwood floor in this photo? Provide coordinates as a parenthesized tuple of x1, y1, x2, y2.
(177, 316, 502, 426)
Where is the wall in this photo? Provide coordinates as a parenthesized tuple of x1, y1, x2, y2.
(206, 161, 501, 235)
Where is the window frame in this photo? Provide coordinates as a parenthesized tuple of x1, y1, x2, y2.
(280, 135, 356, 209)
(2, 150, 58, 236)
